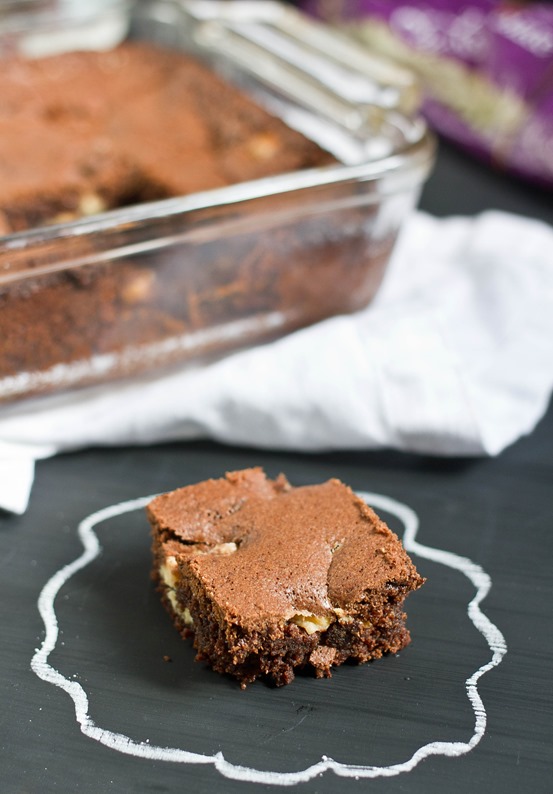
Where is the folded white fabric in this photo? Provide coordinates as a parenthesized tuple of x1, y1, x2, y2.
(1, 209, 552, 514)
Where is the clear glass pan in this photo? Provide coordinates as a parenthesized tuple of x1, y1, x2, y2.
(0, 0, 435, 403)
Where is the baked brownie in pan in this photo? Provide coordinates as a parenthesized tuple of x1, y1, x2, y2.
(0, 43, 333, 233)
(0, 42, 398, 402)
(148, 468, 424, 688)
(0, 203, 393, 398)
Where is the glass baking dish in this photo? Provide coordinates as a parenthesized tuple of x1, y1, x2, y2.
(0, 0, 435, 403)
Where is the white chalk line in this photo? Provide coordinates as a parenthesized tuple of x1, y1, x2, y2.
(31, 490, 507, 786)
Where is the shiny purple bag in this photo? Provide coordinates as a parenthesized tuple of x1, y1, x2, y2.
(302, 1, 553, 187)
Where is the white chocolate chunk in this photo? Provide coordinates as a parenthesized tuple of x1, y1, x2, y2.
(166, 591, 194, 627)
(208, 542, 238, 555)
(248, 132, 280, 160)
(122, 270, 155, 304)
(290, 613, 331, 635)
(160, 556, 194, 627)
(159, 555, 178, 590)
(78, 192, 107, 216)
(333, 607, 354, 624)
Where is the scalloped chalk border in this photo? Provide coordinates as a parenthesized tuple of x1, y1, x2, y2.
(31, 491, 507, 786)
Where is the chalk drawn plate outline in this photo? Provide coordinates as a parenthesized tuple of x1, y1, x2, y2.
(31, 491, 507, 786)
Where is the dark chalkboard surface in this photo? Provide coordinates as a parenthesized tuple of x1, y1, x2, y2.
(1, 141, 552, 793)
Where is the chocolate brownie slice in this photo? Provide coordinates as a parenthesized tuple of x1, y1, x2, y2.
(147, 468, 424, 688)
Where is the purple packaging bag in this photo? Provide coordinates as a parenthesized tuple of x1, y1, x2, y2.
(301, 1, 553, 187)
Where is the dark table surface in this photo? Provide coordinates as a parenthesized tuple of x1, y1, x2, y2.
(2, 141, 552, 794)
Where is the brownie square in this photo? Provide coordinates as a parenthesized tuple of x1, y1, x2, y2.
(147, 468, 424, 687)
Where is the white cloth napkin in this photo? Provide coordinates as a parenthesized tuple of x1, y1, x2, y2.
(1, 209, 552, 514)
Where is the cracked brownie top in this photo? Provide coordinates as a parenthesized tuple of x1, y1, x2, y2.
(147, 467, 423, 630)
